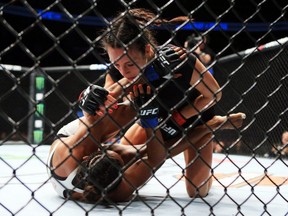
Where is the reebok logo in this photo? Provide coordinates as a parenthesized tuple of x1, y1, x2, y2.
(159, 55, 170, 67)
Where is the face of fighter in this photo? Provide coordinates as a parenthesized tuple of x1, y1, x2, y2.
(107, 45, 148, 82)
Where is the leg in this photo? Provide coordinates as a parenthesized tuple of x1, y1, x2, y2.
(121, 112, 246, 149)
(167, 112, 246, 157)
(183, 133, 214, 197)
(205, 112, 246, 130)
(166, 112, 245, 197)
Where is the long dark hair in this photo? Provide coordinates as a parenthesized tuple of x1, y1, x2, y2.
(72, 151, 123, 203)
(101, 8, 188, 55)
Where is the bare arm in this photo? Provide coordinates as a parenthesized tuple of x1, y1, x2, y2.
(180, 58, 222, 119)
(51, 86, 119, 177)
(108, 84, 166, 201)
(109, 128, 166, 202)
(104, 73, 130, 99)
(103, 73, 115, 89)
(50, 116, 102, 177)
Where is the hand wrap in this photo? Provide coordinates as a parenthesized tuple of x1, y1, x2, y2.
(78, 85, 109, 115)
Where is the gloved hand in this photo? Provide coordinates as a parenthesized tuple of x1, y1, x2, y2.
(144, 46, 185, 81)
(133, 84, 159, 128)
(78, 85, 109, 115)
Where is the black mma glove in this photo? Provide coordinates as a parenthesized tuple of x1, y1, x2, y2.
(134, 87, 159, 128)
(144, 46, 183, 82)
(78, 85, 109, 115)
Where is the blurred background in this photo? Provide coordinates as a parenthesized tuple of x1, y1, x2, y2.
(0, 0, 287, 157)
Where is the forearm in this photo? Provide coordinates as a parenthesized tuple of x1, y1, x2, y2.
(117, 129, 165, 198)
(51, 121, 99, 174)
(68, 112, 107, 153)
(180, 94, 217, 119)
(106, 78, 130, 98)
(145, 129, 166, 168)
(112, 84, 168, 201)
(181, 58, 221, 120)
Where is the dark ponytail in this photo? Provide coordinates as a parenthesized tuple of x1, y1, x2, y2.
(101, 8, 189, 55)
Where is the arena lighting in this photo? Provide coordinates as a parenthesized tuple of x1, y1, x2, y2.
(2, 5, 288, 32)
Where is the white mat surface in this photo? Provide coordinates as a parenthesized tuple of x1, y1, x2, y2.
(0, 144, 287, 216)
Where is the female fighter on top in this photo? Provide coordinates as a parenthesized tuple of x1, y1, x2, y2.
(100, 8, 229, 197)
(47, 82, 245, 203)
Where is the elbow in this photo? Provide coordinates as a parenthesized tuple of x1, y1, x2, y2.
(212, 84, 222, 102)
(215, 89, 222, 102)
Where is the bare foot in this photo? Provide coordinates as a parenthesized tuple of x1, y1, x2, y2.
(206, 112, 246, 131)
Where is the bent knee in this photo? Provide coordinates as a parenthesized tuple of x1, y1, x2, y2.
(187, 188, 209, 198)
(187, 187, 210, 198)
(186, 178, 213, 198)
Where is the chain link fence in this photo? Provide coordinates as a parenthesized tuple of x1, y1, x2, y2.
(1, 0, 288, 215)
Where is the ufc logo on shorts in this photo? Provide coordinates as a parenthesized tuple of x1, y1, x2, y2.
(140, 108, 159, 116)
(161, 123, 177, 136)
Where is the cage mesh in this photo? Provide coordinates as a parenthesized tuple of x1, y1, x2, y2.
(0, 0, 288, 215)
